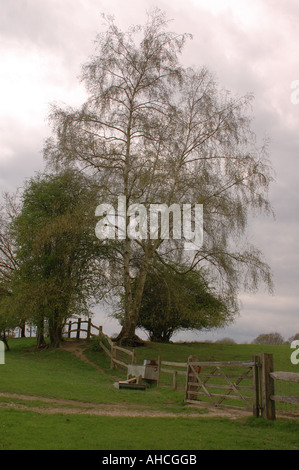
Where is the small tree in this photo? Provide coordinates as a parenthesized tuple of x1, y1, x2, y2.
(288, 333, 299, 343)
(251, 332, 284, 345)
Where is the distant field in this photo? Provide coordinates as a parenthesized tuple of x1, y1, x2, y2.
(0, 338, 298, 450)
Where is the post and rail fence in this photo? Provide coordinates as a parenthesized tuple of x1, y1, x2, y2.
(65, 318, 100, 341)
(64, 321, 187, 383)
(62, 318, 137, 370)
(98, 330, 137, 371)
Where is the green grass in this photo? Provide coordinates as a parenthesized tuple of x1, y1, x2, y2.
(133, 340, 297, 371)
(0, 338, 116, 404)
(0, 338, 298, 450)
(0, 338, 187, 410)
(0, 409, 298, 450)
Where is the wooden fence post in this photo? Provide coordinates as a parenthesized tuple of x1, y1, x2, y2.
(110, 343, 116, 370)
(98, 325, 103, 349)
(87, 318, 91, 341)
(173, 371, 178, 390)
(77, 318, 81, 340)
(260, 353, 276, 420)
(68, 321, 72, 339)
(252, 355, 260, 418)
(132, 349, 136, 365)
(157, 356, 161, 386)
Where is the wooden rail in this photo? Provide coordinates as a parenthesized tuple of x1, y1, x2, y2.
(268, 368, 299, 410)
(98, 329, 136, 371)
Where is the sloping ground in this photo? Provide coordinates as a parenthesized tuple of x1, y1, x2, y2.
(0, 340, 250, 419)
(2, 340, 296, 420)
(60, 340, 110, 375)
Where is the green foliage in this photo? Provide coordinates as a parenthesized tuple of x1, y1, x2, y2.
(135, 264, 235, 342)
(9, 170, 107, 346)
(89, 336, 101, 352)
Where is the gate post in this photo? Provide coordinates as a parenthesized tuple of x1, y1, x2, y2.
(260, 353, 276, 420)
(185, 355, 199, 402)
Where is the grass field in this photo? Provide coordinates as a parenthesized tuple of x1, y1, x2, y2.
(0, 337, 298, 450)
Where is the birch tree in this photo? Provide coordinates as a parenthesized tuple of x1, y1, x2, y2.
(45, 9, 274, 345)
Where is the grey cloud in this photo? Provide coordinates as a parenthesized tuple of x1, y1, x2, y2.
(0, 117, 45, 192)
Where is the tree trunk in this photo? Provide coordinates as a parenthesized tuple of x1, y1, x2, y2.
(36, 318, 47, 349)
(48, 312, 64, 348)
(37, 331, 46, 349)
(150, 330, 173, 343)
(49, 324, 63, 348)
(115, 256, 151, 346)
(20, 321, 26, 338)
(115, 321, 144, 347)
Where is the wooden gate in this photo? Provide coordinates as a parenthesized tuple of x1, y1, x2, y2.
(185, 356, 260, 416)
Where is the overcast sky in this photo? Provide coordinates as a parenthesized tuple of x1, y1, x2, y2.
(1, 0, 298, 343)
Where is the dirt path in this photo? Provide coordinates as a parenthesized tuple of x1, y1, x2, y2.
(57, 342, 251, 419)
(0, 391, 252, 419)
(60, 340, 107, 374)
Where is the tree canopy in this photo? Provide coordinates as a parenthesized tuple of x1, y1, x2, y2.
(45, 9, 274, 345)
(133, 263, 234, 342)
(9, 169, 107, 347)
